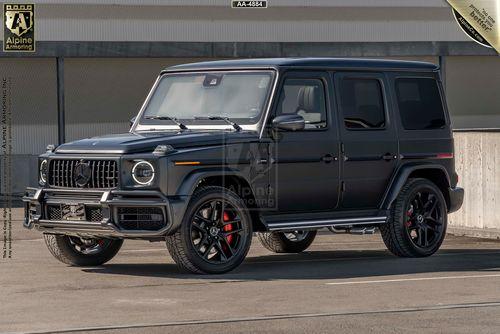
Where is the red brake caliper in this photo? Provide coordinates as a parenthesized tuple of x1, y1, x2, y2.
(222, 211, 234, 244)
(405, 208, 413, 227)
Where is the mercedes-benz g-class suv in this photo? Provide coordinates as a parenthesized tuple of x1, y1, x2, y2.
(24, 58, 464, 274)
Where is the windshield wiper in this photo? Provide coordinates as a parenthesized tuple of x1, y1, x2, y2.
(193, 116, 242, 131)
(144, 116, 188, 130)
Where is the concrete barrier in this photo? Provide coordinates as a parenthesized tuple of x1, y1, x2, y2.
(449, 131, 500, 239)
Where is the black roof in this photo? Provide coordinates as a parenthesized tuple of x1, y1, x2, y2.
(166, 58, 439, 72)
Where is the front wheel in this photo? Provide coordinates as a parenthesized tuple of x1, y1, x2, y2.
(258, 230, 317, 253)
(44, 234, 123, 266)
(380, 178, 447, 257)
(166, 186, 253, 274)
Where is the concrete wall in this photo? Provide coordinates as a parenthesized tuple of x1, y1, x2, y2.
(449, 132, 500, 238)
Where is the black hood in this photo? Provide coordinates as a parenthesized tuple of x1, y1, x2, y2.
(55, 131, 259, 154)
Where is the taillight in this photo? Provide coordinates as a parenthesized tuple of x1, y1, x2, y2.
(436, 153, 454, 159)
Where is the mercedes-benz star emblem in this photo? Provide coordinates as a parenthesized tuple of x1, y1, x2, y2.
(73, 162, 92, 187)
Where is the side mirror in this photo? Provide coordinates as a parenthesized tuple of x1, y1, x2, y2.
(272, 114, 305, 131)
(129, 116, 137, 128)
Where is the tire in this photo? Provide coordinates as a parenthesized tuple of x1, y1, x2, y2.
(166, 186, 253, 274)
(380, 178, 448, 258)
(44, 234, 123, 266)
(258, 230, 317, 253)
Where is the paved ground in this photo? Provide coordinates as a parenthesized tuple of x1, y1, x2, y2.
(2, 208, 500, 334)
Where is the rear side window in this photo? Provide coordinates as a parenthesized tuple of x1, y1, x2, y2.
(339, 78, 385, 129)
(395, 78, 446, 130)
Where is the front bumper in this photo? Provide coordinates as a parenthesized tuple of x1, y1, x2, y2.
(448, 186, 464, 213)
(23, 187, 184, 239)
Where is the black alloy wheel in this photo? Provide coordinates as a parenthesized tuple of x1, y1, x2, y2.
(67, 237, 113, 255)
(166, 186, 253, 274)
(44, 234, 123, 266)
(190, 199, 246, 264)
(380, 178, 447, 258)
(404, 190, 445, 250)
(258, 230, 317, 253)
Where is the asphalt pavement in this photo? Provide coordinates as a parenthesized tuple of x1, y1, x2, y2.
(2, 208, 500, 334)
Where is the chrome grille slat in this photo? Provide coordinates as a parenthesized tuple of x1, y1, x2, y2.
(63, 160, 68, 187)
(59, 160, 63, 186)
(61, 160, 65, 187)
(70, 160, 75, 187)
(96, 160, 100, 188)
(48, 159, 118, 189)
(106, 161, 110, 188)
(92, 161, 96, 188)
(101, 161, 105, 189)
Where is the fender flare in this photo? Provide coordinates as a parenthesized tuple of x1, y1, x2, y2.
(380, 163, 451, 210)
(175, 167, 251, 197)
(166, 168, 255, 234)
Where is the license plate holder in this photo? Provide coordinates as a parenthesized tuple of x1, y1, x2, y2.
(61, 204, 86, 221)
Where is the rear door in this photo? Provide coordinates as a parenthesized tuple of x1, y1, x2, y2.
(334, 72, 398, 209)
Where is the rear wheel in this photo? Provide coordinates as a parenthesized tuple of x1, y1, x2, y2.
(380, 178, 447, 257)
(258, 230, 317, 253)
(44, 234, 123, 266)
(166, 186, 252, 274)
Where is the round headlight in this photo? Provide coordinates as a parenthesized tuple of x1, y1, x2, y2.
(132, 161, 155, 185)
(39, 159, 48, 185)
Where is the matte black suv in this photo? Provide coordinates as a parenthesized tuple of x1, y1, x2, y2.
(24, 58, 464, 274)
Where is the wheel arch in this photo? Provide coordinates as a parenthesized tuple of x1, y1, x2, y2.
(175, 168, 266, 232)
(381, 164, 451, 211)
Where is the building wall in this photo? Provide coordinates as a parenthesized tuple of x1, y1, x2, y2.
(0, 2, 467, 43)
(1, 57, 202, 193)
(0, 59, 58, 194)
(63, 58, 209, 141)
(445, 56, 500, 129)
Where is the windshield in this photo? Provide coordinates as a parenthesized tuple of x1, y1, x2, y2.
(140, 71, 274, 126)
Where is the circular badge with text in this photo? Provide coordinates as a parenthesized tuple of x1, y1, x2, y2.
(452, 8, 492, 48)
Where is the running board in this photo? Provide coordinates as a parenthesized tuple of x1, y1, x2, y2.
(264, 216, 387, 232)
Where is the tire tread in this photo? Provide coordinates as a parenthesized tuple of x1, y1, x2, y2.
(165, 186, 252, 274)
(44, 234, 123, 266)
(380, 178, 446, 258)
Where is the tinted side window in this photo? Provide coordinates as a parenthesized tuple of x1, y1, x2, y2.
(277, 78, 327, 130)
(395, 78, 446, 130)
(340, 78, 385, 129)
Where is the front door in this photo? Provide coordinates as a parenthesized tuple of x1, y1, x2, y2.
(268, 71, 340, 213)
(334, 72, 398, 209)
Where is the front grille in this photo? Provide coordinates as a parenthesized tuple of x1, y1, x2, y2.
(49, 159, 118, 188)
(117, 207, 165, 231)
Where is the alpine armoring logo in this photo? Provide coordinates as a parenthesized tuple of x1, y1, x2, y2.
(3, 3, 35, 52)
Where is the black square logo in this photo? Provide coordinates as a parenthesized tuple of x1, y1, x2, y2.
(3, 3, 35, 52)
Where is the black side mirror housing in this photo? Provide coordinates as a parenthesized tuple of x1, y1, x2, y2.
(129, 116, 137, 128)
(272, 114, 305, 131)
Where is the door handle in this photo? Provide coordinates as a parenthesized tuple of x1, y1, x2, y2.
(321, 154, 337, 163)
(382, 153, 396, 161)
